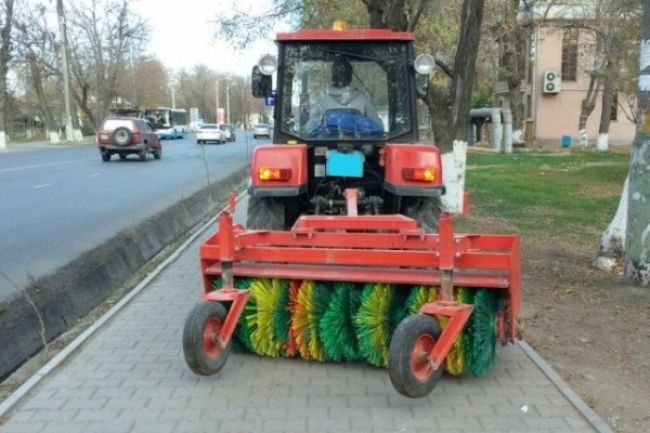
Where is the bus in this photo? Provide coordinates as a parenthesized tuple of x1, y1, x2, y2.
(143, 107, 187, 139)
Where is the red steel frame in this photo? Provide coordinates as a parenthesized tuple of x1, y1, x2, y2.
(199, 191, 521, 362)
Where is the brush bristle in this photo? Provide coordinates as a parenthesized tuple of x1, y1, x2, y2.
(319, 282, 361, 362)
(466, 288, 498, 376)
(355, 283, 393, 367)
(248, 279, 285, 357)
(291, 280, 315, 360)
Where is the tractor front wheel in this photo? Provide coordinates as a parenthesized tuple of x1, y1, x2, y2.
(388, 314, 443, 398)
(183, 301, 231, 376)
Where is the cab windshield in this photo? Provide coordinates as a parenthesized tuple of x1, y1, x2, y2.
(280, 41, 411, 141)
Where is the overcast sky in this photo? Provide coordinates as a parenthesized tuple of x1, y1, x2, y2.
(130, 0, 288, 76)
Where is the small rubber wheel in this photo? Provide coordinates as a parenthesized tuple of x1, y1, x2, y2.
(183, 302, 231, 376)
(119, 153, 127, 160)
(101, 153, 111, 162)
(389, 314, 443, 398)
(153, 148, 161, 160)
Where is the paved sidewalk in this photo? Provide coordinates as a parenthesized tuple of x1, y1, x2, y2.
(0, 203, 604, 433)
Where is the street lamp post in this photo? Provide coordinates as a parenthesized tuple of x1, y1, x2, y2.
(625, 0, 650, 286)
(56, 0, 74, 142)
(226, 84, 230, 124)
(215, 80, 220, 123)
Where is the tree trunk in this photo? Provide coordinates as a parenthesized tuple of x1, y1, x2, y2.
(0, 0, 15, 133)
(443, 0, 485, 215)
(597, 70, 614, 152)
(73, 83, 96, 128)
(364, 0, 407, 30)
(578, 73, 601, 147)
(450, 0, 485, 146)
(501, 0, 527, 144)
(594, 175, 628, 271)
(27, 54, 57, 133)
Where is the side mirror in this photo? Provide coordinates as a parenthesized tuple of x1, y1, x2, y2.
(416, 74, 429, 97)
(252, 66, 272, 98)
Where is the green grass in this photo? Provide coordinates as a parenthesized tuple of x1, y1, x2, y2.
(464, 150, 629, 236)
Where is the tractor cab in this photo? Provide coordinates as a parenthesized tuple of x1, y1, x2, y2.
(250, 25, 441, 229)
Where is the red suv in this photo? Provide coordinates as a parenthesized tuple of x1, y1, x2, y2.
(97, 117, 161, 162)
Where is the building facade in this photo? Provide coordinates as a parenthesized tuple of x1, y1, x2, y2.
(532, 23, 636, 145)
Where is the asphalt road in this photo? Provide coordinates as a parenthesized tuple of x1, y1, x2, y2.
(0, 132, 264, 299)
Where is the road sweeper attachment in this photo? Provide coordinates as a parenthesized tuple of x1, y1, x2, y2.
(183, 191, 520, 398)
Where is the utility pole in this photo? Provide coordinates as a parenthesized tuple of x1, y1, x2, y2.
(171, 85, 176, 109)
(625, 0, 650, 286)
(129, 46, 136, 108)
(56, 0, 74, 142)
(215, 79, 220, 123)
(226, 84, 230, 124)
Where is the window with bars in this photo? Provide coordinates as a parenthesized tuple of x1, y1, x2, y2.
(561, 28, 578, 81)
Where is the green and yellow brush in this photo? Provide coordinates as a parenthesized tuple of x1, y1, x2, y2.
(219, 275, 498, 376)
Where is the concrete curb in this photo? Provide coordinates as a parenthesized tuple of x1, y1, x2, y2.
(518, 340, 613, 433)
(0, 190, 247, 419)
(0, 167, 248, 380)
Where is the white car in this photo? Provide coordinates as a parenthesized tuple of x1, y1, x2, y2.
(196, 124, 225, 144)
(253, 123, 271, 139)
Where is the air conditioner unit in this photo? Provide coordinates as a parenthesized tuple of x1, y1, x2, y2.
(543, 70, 561, 94)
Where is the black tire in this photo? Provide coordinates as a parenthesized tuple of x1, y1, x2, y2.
(246, 196, 285, 230)
(113, 127, 132, 146)
(119, 153, 127, 160)
(389, 314, 443, 398)
(183, 302, 232, 376)
(153, 147, 161, 160)
(197, 140, 202, 144)
(101, 152, 111, 162)
(401, 196, 442, 233)
(253, 134, 258, 139)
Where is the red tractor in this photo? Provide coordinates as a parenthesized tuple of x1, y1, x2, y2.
(182, 24, 520, 399)
(247, 26, 443, 231)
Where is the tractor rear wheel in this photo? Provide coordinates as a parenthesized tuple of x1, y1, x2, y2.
(183, 302, 231, 376)
(400, 196, 441, 233)
(246, 196, 285, 230)
(388, 314, 443, 398)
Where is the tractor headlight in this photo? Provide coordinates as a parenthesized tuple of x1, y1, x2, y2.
(414, 54, 435, 75)
(258, 54, 277, 76)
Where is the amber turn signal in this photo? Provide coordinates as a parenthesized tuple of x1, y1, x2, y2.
(259, 167, 292, 181)
(402, 167, 436, 182)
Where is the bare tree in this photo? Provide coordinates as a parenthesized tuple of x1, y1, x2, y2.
(13, 2, 61, 136)
(0, 0, 15, 138)
(66, 0, 148, 129)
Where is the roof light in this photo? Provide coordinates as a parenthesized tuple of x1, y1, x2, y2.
(414, 54, 435, 75)
(403, 167, 436, 182)
(258, 54, 277, 76)
(332, 20, 348, 31)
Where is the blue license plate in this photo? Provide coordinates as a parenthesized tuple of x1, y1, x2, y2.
(326, 151, 363, 178)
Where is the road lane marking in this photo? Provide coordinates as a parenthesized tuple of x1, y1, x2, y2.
(0, 158, 95, 174)
(32, 183, 52, 189)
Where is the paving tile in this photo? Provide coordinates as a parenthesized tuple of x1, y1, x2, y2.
(0, 209, 604, 433)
